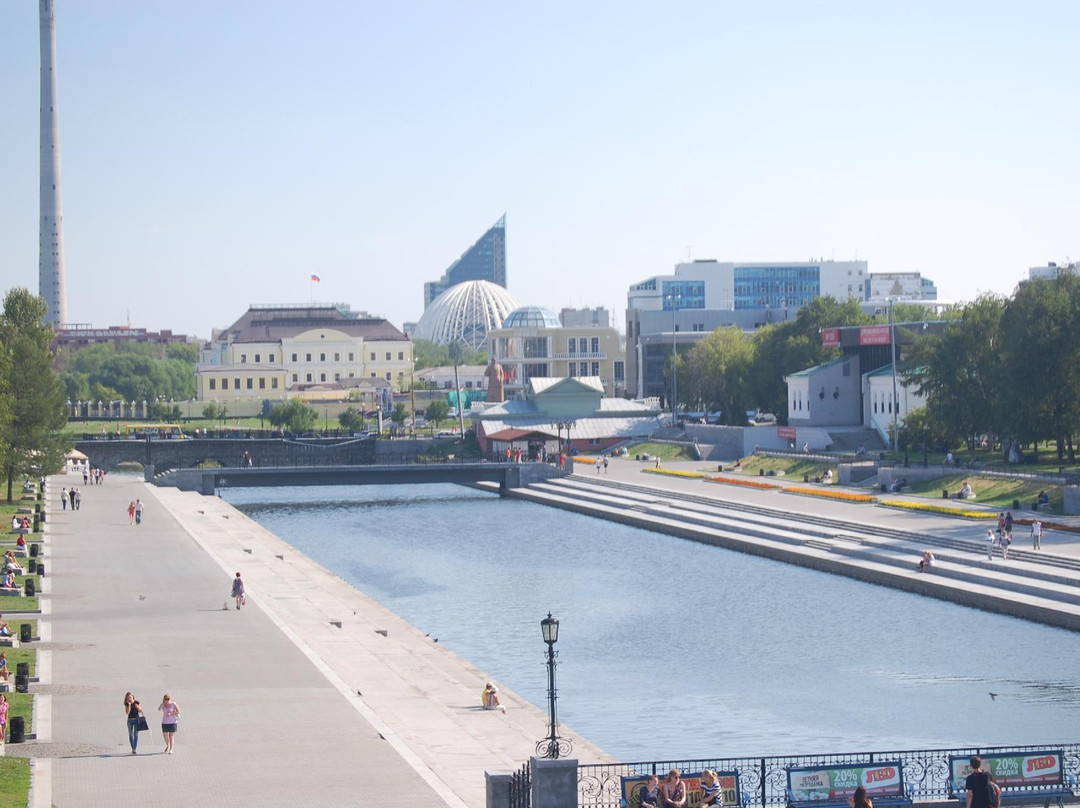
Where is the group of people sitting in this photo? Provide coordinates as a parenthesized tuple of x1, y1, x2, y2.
(481, 682, 506, 714)
(3, 553, 23, 577)
(636, 769, 727, 807)
(917, 551, 936, 573)
(9, 516, 29, 531)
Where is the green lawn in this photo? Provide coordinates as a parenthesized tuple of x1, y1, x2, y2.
(624, 442, 698, 461)
(904, 473, 1061, 513)
(0, 758, 30, 808)
(738, 454, 837, 480)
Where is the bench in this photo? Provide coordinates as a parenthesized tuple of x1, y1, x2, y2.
(787, 762, 913, 808)
(948, 752, 1077, 808)
(620, 770, 744, 808)
(0, 588, 21, 598)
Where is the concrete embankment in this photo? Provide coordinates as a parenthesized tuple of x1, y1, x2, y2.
(500, 470, 1080, 633)
(34, 474, 612, 808)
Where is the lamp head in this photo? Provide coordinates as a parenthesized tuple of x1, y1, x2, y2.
(540, 612, 559, 645)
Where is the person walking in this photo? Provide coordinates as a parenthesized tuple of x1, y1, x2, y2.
(158, 693, 180, 754)
(1031, 518, 1043, 550)
(603, 456, 609, 474)
(135, 499, 144, 526)
(0, 694, 8, 743)
(124, 692, 144, 754)
(231, 572, 246, 610)
(965, 756, 996, 808)
(61, 487, 67, 510)
(985, 529, 995, 560)
(68, 488, 76, 510)
(127, 501, 136, 525)
(74, 487, 81, 510)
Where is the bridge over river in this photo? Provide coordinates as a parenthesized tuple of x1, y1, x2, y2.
(72, 437, 567, 495)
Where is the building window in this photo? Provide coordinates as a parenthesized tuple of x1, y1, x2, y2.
(591, 337, 600, 354)
(255, 354, 261, 363)
(385, 352, 391, 361)
(320, 373, 326, 382)
(222, 378, 229, 390)
(334, 372, 340, 381)
(465, 381, 473, 388)
(234, 378, 240, 389)
(568, 339, 576, 355)
(592, 362, 600, 376)
(348, 352, 354, 361)
(385, 372, 391, 380)
(272, 378, 279, 389)
(209, 379, 216, 390)
(348, 372, 354, 378)
(240, 354, 247, 363)
(259, 378, 266, 389)
(291, 353, 298, 362)
(306, 353, 312, 362)
(370, 352, 375, 361)
(579, 338, 588, 354)
(291, 374, 298, 383)
(306, 373, 312, 383)
(398, 351, 404, 360)
(568, 362, 577, 377)
(614, 360, 625, 382)
(269, 354, 275, 363)
(371, 372, 377, 378)
(320, 353, 326, 362)
(246, 378, 253, 390)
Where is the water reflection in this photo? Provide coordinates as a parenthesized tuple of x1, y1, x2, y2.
(224, 484, 1080, 761)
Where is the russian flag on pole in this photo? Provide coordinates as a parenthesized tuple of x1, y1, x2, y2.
(310, 274, 321, 283)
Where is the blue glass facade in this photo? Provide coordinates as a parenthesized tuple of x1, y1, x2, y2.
(733, 265, 820, 310)
(424, 214, 507, 308)
(661, 280, 706, 310)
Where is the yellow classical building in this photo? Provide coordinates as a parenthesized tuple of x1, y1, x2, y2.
(196, 304, 412, 402)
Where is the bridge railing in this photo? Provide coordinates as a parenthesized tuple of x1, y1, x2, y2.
(578, 743, 1080, 808)
(162, 452, 494, 471)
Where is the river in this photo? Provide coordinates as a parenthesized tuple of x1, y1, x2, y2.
(221, 483, 1080, 762)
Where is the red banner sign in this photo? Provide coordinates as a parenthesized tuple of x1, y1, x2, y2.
(778, 426, 796, 440)
(859, 325, 891, 346)
(821, 328, 841, 347)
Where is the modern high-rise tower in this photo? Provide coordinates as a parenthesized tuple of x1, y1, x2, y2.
(39, 0, 67, 327)
(423, 214, 506, 309)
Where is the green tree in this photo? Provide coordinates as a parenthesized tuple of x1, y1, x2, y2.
(390, 403, 408, 427)
(685, 327, 756, 424)
(425, 399, 450, 426)
(267, 399, 317, 432)
(338, 406, 365, 433)
(0, 289, 69, 501)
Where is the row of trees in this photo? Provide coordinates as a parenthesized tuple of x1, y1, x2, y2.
(903, 275, 1080, 461)
(59, 342, 198, 406)
(0, 290, 68, 501)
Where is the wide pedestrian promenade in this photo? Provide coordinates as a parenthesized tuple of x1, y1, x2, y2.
(32, 473, 612, 807)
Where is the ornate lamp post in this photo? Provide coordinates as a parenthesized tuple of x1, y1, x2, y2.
(666, 291, 682, 424)
(536, 612, 571, 759)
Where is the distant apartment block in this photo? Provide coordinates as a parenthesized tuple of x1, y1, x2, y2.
(423, 214, 507, 309)
(559, 306, 611, 328)
(865, 271, 938, 302)
(54, 324, 193, 355)
(196, 304, 412, 401)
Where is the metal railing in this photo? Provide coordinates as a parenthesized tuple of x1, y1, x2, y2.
(578, 744, 1080, 808)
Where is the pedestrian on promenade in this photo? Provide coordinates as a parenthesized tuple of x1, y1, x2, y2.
(124, 692, 144, 754)
(965, 756, 995, 808)
(128, 501, 136, 525)
(74, 487, 81, 510)
(660, 769, 687, 808)
(603, 456, 609, 474)
(135, 499, 144, 526)
(158, 693, 180, 754)
(595, 457, 602, 474)
(0, 694, 8, 743)
(231, 572, 246, 610)
(849, 785, 874, 808)
(61, 487, 67, 510)
(1031, 519, 1042, 550)
(985, 529, 995, 560)
(1004, 511, 1014, 542)
(68, 488, 76, 510)
(655, 457, 661, 469)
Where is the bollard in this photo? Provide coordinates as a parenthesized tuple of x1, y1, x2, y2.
(40, 507, 45, 524)
(15, 662, 28, 678)
(1013, 498, 1020, 511)
(29, 544, 38, 558)
(15, 673, 28, 694)
(9, 715, 24, 742)
(37, 563, 45, 577)
(943, 490, 949, 499)
(804, 474, 810, 483)
(19, 623, 31, 643)
(28, 559, 36, 574)
(24, 579, 35, 597)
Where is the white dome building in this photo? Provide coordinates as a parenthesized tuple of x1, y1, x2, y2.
(414, 281, 521, 350)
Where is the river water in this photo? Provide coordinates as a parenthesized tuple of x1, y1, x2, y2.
(222, 483, 1080, 762)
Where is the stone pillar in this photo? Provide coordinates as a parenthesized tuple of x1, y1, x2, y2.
(485, 771, 512, 808)
(532, 757, 578, 808)
(1065, 485, 1080, 515)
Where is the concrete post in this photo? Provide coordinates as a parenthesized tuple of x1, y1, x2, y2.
(1065, 484, 1080, 515)
(532, 757, 578, 808)
(485, 771, 513, 808)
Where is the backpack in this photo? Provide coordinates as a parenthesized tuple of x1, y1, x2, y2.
(987, 776, 1000, 808)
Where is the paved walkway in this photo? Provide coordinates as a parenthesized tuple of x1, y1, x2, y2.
(24, 473, 611, 808)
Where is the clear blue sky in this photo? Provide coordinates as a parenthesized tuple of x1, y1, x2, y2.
(1, 1, 1077, 339)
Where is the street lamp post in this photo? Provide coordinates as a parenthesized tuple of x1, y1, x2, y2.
(889, 298, 899, 455)
(666, 291, 681, 425)
(536, 612, 571, 759)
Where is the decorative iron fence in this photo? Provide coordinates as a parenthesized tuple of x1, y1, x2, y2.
(510, 759, 531, 808)
(578, 744, 1080, 808)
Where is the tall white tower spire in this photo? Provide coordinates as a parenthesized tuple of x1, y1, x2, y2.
(39, 0, 67, 327)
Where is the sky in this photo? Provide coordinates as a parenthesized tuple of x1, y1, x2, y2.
(1, 1, 1078, 340)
